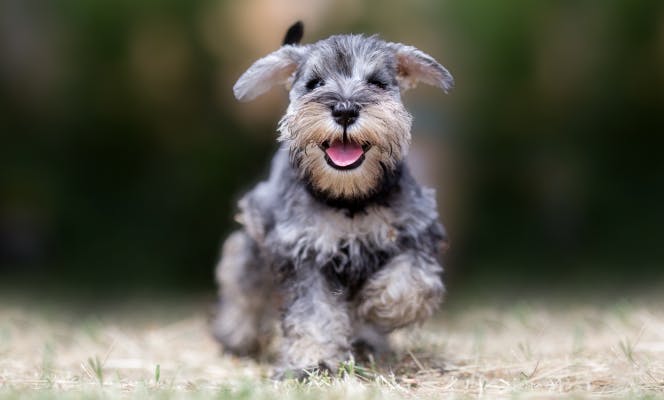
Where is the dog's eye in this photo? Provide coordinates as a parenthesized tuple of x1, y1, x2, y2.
(367, 76, 388, 90)
(305, 77, 324, 91)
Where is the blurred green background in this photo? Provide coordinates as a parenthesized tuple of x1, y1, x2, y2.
(1, 0, 663, 300)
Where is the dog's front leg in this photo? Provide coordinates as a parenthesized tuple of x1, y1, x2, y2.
(357, 252, 444, 332)
(276, 269, 352, 379)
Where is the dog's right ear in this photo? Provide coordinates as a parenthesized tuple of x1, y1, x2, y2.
(233, 45, 306, 102)
(233, 22, 306, 102)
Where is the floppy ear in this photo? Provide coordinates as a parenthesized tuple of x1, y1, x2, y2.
(389, 43, 454, 93)
(233, 45, 306, 102)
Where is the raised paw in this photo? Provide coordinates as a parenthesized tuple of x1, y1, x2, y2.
(357, 253, 444, 331)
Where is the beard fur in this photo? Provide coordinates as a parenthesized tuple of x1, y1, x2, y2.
(278, 99, 412, 200)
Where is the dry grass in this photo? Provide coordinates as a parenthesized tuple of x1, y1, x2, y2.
(1, 298, 663, 399)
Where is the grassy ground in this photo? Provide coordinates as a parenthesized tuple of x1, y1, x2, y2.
(1, 297, 663, 399)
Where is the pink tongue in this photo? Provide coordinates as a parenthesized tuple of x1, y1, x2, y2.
(325, 142, 364, 167)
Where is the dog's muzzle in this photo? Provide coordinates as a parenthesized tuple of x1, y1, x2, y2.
(321, 101, 368, 170)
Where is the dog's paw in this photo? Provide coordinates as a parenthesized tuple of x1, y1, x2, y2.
(357, 254, 444, 331)
(272, 361, 335, 381)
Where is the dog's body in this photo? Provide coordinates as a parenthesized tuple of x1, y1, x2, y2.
(212, 24, 453, 377)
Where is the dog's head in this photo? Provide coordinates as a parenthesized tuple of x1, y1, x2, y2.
(233, 22, 453, 204)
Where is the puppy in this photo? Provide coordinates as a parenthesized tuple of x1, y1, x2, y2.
(212, 22, 453, 378)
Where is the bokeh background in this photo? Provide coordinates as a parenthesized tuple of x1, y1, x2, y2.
(2, 0, 663, 302)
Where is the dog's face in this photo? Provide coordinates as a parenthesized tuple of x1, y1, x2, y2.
(233, 31, 453, 203)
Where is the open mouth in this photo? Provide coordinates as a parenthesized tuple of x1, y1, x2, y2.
(321, 140, 371, 170)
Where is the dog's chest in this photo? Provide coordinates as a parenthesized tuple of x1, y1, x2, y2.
(271, 205, 400, 296)
(276, 205, 399, 257)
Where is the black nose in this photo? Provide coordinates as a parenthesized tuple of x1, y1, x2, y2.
(332, 102, 360, 127)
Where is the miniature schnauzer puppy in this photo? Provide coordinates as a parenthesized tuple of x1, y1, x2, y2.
(212, 22, 453, 378)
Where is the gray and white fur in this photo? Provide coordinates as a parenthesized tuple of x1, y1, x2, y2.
(212, 23, 453, 378)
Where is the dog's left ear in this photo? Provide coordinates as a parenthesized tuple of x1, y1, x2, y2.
(389, 43, 454, 93)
